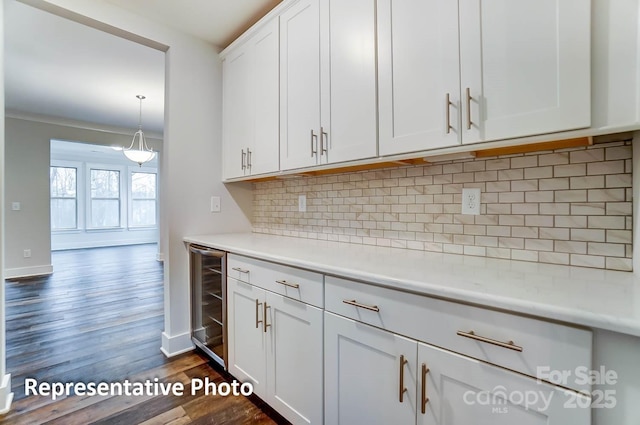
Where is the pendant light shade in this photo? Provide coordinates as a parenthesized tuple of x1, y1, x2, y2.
(124, 95, 156, 166)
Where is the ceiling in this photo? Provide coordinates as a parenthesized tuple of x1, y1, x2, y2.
(4, 0, 282, 136)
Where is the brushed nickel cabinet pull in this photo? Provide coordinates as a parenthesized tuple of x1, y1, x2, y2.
(231, 267, 249, 274)
(465, 87, 473, 130)
(421, 363, 430, 414)
(263, 302, 271, 333)
(255, 299, 263, 329)
(275, 279, 300, 289)
(445, 93, 452, 134)
(342, 299, 380, 312)
(241, 149, 246, 170)
(247, 148, 252, 169)
(320, 126, 328, 155)
(399, 354, 408, 403)
(457, 330, 523, 352)
(310, 129, 318, 157)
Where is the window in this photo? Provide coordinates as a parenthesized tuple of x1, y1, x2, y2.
(130, 172, 157, 227)
(90, 169, 121, 228)
(50, 166, 78, 230)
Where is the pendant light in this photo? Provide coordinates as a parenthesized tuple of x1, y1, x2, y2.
(124, 95, 156, 166)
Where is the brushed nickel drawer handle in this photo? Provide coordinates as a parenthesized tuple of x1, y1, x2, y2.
(445, 93, 452, 134)
(342, 299, 379, 312)
(275, 279, 300, 289)
(465, 87, 473, 130)
(399, 354, 408, 403)
(457, 330, 523, 352)
(255, 299, 263, 329)
(421, 363, 430, 414)
(263, 302, 271, 333)
(231, 267, 249, 274)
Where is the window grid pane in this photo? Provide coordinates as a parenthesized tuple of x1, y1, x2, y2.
(90, 169, 120, 228)
(50, 166, 77, 230)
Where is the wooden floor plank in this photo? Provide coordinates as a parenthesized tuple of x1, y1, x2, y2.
(0, 244, 285, 425)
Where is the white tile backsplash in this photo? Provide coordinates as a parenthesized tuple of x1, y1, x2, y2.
(253, 140, 633, 271)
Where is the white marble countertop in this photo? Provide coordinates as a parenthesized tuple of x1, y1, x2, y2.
(184, 232, 640, 337)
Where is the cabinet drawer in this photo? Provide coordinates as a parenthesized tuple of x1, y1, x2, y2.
(325, 276, 592, 392)
(228, 254, 324, 308)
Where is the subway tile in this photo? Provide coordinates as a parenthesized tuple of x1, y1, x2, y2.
(524, 166, 553, 179)
(571, 228, 606, 242)
(605, 174, 632, 188)
(588, 242, 625, 257)
(486, 181, 511, 192)
(554, 241, 587, 254)
(587, 161, 625, 175)
(485, 158, 511, 170)
(605, 257, 632, 271)
(606, 202, 632, 216)
(476, 236, 499, 247)
(463, 225, 486, 236)
(554, 163, 586, 177)
(474, 171, 498, 182)
(555, 216, 587, 228)
(539, 227, 570, 240)
(443, 163, 463, 174)
(487, 226, 511, 237)
(525, 215, 554, 227)
(570, 254, 605, 268)
(443, 244, 464, 254)
(486, 247, 511, 259)
(525, 191, 554, 203)
(607, 229, 632, 244)
(570, 149, 604, 163)
(511, 249, 539, 262)
(605, 145, 632, 161)
(554, 190, 587, 202)
(464, 245, 486, 257)
(539, 178, 569, 191)
(464, 161, 486, 172)
(539, 252, 570, 265)
(588, 188, 625, 202)
(512, 203, 539, 215)
(453, 172, 475, 183)
(525, 239, 554, 251)
(499, 192, 525, 203)
(499, 215, 525, 226)
(538, 152, 569, 166)
(512, 226, 539, 238)
(539, 203, 570, 215)
(511, 180, 539, 192)
(588, 216, 626, 229)
(510, 156, 538, 168)
(498, 169, 524, 180)
(570, 203, 605, 216)
(499, 237, 524, 249)
(454, 234, 475, 245)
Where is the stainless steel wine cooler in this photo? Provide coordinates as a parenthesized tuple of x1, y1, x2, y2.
(189, 244, 227, 368)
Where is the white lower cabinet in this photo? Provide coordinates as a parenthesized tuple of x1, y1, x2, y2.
(227, 277, 323, 425)
(325, 312, 590, 425)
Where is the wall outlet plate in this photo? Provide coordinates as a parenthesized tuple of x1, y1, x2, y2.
(12, 202, 20, 211)
(298, 195, 307, 212)
(210, 196, 221, 213)
(461, 188, 481, 215)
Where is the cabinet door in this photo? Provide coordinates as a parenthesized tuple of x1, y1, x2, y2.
(248, 18, 280, 176)
(227, 278, 267, 398)
(222, 46, 252, 179)
(378, 0, 461, 155)
(459, 0, 591, 144)
(319, 0, 378, 164)
(266, 292, 323, 425)
(325, 312, 417, 425)
(418, 343, 590, 425)
(280, 0, 321, 170)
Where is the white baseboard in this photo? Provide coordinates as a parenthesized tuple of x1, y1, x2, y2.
(0, 374, 13, 415)
(160, 331, 194, 358)
(4, 265, 53, 279)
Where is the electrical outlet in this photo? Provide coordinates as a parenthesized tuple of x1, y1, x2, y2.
(23, 249, 31, 258)
(461, 188, 481, 215)
(298, 195, 307, 212)
(210, 196, 221, 213)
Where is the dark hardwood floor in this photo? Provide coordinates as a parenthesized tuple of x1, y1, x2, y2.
(1, 244, 285, 425)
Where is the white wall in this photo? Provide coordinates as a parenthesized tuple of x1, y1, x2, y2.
(11, 0, 254, 359)
(0, 4, 13, 415)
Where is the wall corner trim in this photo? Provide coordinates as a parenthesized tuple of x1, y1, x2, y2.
(160, 331, 194, 358)
(0, 374, 14, 415)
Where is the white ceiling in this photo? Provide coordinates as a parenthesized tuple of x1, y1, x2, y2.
(4, 0, 282, 136)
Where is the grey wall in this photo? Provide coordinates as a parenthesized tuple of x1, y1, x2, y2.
(4, 116, 163, 277)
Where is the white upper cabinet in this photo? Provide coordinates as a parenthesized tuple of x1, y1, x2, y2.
(319, 0, 378, 163)
(281, 0, 378, 170)
(378, 0, 461, 155)
(222, 18, 279, 179)
(379, 0, 591, 155)
(280, 0, 322, 170)
(459, 0, 591, 144)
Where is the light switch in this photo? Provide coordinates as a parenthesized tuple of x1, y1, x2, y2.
(298, 195, 307, 212)
(12, 202, 20, 211)
(210, 196, 221, 213)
